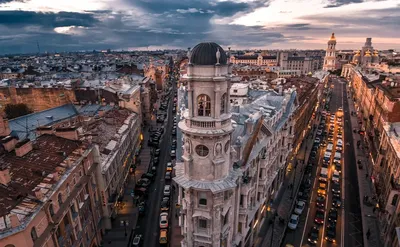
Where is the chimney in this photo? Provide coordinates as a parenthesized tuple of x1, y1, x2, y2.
(64, 158, 73, 168)
(278, 85, 283, 95)
(98, 110, 105, 117)
(245, 118, 254, 135)
(9, 214, 20, 228)
(1, 136, 18, 152)
(0, 116, 11, 136)
(15, 139, 33, 157)
(52, 172, 60, 182)
(54, 126, 79, 140)
(33, 187, 44, 201)
(0, 168, 11, 185)
(36, 126, 54, 137)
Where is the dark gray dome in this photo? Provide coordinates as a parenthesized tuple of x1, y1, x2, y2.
(190, 42, 228, 65)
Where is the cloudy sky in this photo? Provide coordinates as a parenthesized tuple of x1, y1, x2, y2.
(0, 0, 399, 54)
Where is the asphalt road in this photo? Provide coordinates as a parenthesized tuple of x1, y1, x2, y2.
(282, 77, 349, 247)
(135, 81, 176, 247)
(342, 79, 364, 247)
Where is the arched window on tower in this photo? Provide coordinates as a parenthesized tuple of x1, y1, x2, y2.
(221, 93, 226, 114)
(197, 94, 211, 116)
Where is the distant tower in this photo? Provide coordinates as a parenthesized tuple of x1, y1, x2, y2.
(323, 33, 337, 71)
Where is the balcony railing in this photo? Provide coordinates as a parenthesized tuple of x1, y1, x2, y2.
(186, 117, 231, 129)
(190, 119, 215, 128)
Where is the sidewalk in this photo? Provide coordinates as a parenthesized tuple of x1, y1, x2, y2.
(346, 85, 383, 247)
(102, 123, 155, 246)
(170, 186, 183, 247)
(257, 119, 318, 247)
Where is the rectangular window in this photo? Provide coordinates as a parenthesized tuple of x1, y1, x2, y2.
(238, 222, 242, 233)
(199, 192, 207, 206)
(224, 191, 229, 201)
(199, 219, 207, 228)
(223, 209, 229, 226)
(240, 195, 244, 206)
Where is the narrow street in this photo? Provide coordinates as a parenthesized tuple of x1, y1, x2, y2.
(134, 75, 177, 247)
(281, 76, 364, 247)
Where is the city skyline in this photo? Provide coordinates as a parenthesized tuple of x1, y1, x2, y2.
(0, 0, 399, 54)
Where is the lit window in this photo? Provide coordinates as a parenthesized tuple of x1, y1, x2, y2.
(195, 145, 209, 157)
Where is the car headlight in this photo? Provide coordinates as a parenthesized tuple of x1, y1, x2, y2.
(325, 237, 328, 240)
(333, 239, 336, 243)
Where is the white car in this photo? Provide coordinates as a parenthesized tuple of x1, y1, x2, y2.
(163, 185, 171, 197)
(159, 212, 169, 229)
(294, 201, 306, 215)
(288, 214, 299, 230)
(170, 150, 176, 158)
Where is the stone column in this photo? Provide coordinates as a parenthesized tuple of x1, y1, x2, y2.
(188, 86, 193, 118)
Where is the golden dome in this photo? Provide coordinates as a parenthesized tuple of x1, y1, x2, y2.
(354, 50, 361, 56)
(365, 50, 372, 57)
(329, 33, 336, 40)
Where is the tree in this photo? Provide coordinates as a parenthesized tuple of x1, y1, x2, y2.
(4, 103, 33, 119)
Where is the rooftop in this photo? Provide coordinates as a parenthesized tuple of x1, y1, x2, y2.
(49, 108, 139, 173)
(0, 134, 85, 236)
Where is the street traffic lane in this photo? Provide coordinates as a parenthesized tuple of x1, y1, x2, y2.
(342, 82, 364, 247)
(137, 90, 174, 247)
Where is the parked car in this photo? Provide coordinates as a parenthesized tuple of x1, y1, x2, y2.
(137, 178, 151, 188)
(159, 212, 169, 228)
(166, 162, 173, 172)
(164, 185, 171, 196)
(165, 171, 171, 180)
(288, 214, 299, 230)
(141, 173, 155, 181)
(154, 149, 161, 156)
(170, 150, 176, 158)
(159, 229, 168, 244)
(161, 201, 169, 212)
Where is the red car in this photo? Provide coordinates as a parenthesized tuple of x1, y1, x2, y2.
(314, 209, 325, 224)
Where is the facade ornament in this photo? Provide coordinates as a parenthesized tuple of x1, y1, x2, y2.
(187, 47, 191, 64)
(216, 48, 221, 64)
(215, 206, 221, 220)
(215, 142, 222, 157)
(185, 139, 192, 154)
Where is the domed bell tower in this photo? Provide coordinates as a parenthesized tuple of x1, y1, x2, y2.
(179, 42, 234, 181)
(175, 43, 238, 247)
